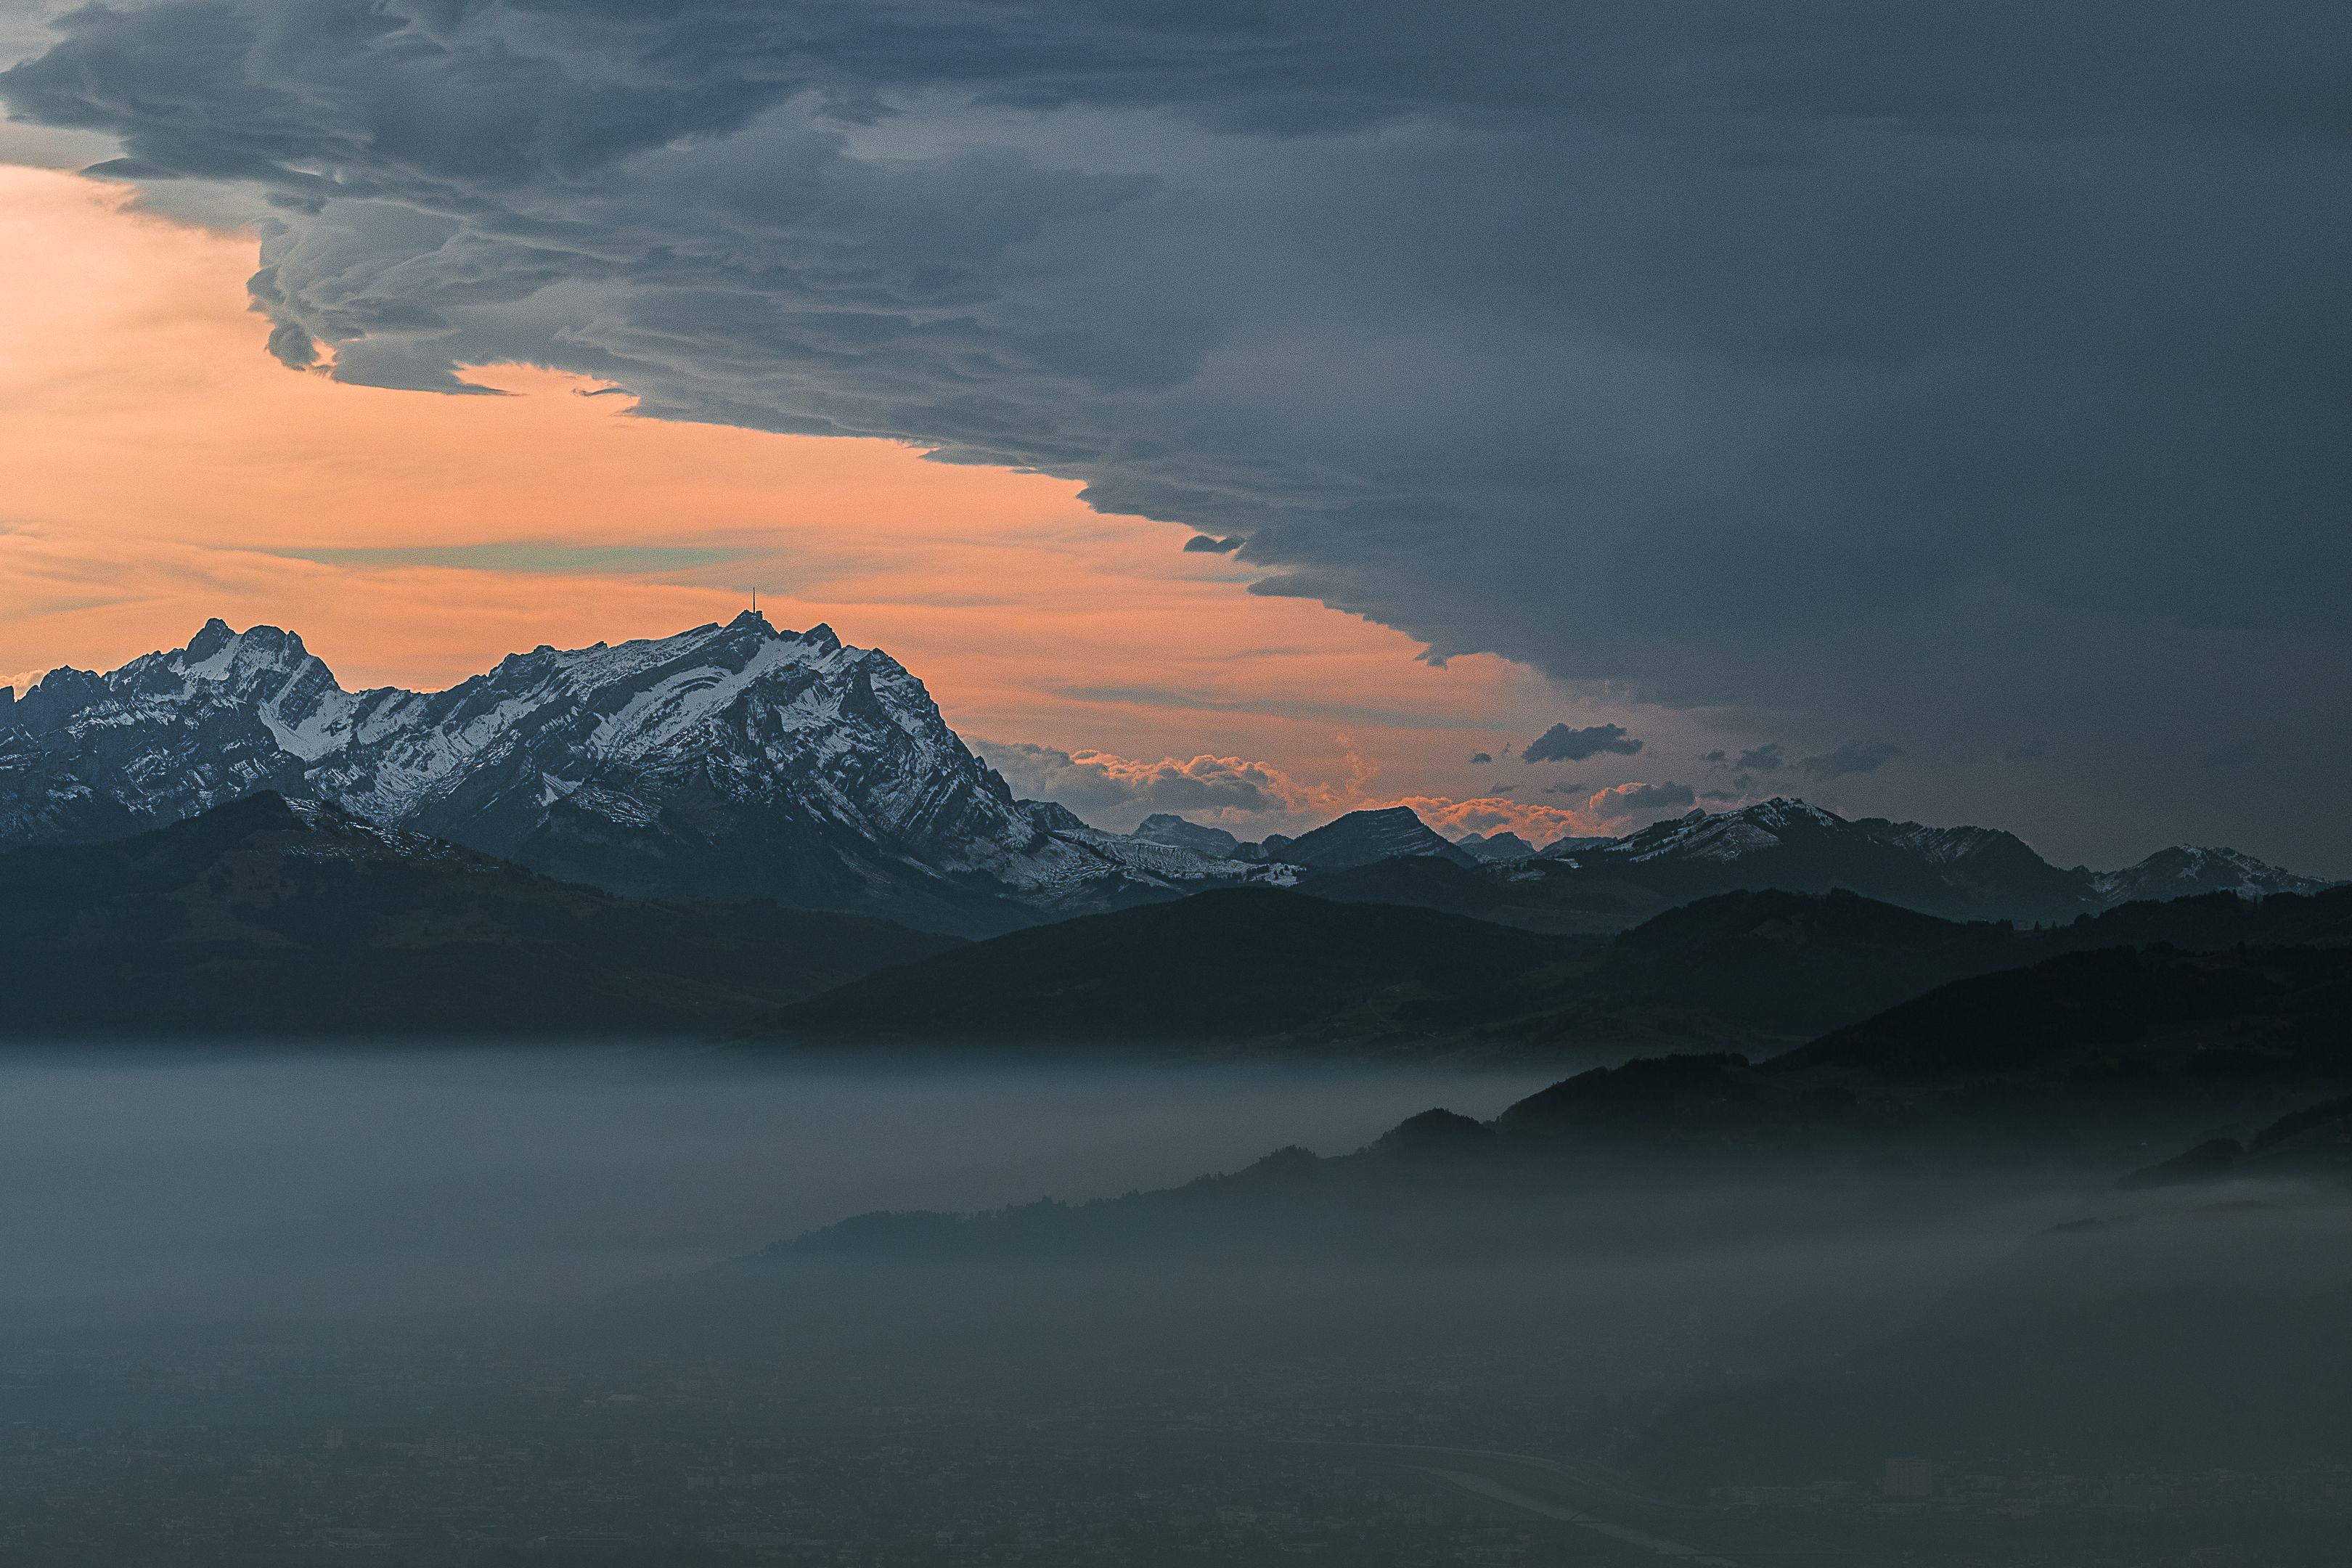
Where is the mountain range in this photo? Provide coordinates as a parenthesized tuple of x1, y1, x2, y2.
(769, 876, 2352, 1053)
(1, 618, 2335, 944)
(1302, 797, 2337, 936)
(0, 616, 1294, 935)
(19, 783, 2348, 1050)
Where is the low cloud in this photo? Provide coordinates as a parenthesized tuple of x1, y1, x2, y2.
(1736, 743, 1784, 772)
(973, 740, 1322, 826)
(1800, 740, 1903, 780)
(1376, 795, 1600, 845)
(1540, 779, 1591, 797)
(1466, 751, 1492, 764)
(1182, 536, 1244, 555)
(1522, 722, 1642, 764)
(1586, 780, 1696, 817)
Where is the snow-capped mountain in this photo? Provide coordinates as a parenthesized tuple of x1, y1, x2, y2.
(1519, 796, 2336, 926)
(1521, 797, 2087, 924)
(2090, 845, 2338, 907)
(0, 616, 1287, 933)
(1125, 812, 1247, 859)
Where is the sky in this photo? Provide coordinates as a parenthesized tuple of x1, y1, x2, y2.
(1, 2, 2347, 870)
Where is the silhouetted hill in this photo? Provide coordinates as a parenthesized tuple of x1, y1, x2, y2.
(1300, 854, 1654, 935)
(772, 881, 2352, 1056)
(759, 920, 2352, 1264)
(1537, 887, 2021, 1043)
(2120, 1091, 2352, 1188)
(1773, 943, 2352, 1082)
(1497, 942, 2352, 1158)
(0, 793, 956, 1038)
(770, 887, 1580, 1049)
(769, 883, 2039, 1053)
(1270, 807, 1475, 871)
(1609, 1199, 2352, 1479)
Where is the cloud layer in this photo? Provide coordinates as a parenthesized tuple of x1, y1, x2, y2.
(6, 1, 2350, 865)
(1522, 722, 1643, 764)
(975, 742, 1326, 828)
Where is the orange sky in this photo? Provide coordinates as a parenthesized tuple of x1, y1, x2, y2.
(0, 165, 1666, 840)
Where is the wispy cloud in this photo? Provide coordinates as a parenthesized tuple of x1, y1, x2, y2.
(259, 544, 748, 576)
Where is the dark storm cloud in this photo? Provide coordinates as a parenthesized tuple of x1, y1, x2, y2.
(1593, 781, 1696, 815)
(2201, 739, 2260, 769)
(1802, 740, 1903, 780)
(1735, 743, 1784, 773)
(1183, 536, 1244, 554)
(1467, 751, 1492, 764)
(8, 1, 2351, 865)
(1523, 723, 1643, 764)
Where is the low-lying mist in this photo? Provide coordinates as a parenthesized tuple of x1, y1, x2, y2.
(0, 1046, 1560, 1336)
(9, 1045, 2348, 1565)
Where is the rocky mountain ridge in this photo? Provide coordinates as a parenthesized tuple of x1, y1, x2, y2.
(0, 617, 1290, 933)
(2, 620, 2330, 934)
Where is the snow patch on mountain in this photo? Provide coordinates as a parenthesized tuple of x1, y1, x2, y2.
(0, 616, 1277, 930)
(2092, 845, 2341, 906)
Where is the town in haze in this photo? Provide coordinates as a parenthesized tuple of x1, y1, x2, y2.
(2, 3, 2348, 1566)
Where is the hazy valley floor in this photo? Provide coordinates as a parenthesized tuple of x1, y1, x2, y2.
(4, 1049, 2345, 1567)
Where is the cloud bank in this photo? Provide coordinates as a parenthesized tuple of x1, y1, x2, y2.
(1522, 722, 1643, 764)
(6, 1, 2350, 865)
(975, 741, 1324, 828)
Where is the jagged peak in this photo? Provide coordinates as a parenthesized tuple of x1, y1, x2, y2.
(170, 618, 314, 673)
(1339, 804, 1426, 825)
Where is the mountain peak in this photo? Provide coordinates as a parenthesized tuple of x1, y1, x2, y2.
(0, 613, 1296, 934)
(1127, 813, 1242, 857)
(1275, 805, 1476, 872)
(1457, 830, 1535, 862)
(2092, 844, 2340, 905)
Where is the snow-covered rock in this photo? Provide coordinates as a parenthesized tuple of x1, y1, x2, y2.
(1126, 812, 1244, 858)
(0, 616, 1281, 932)
(2091, 845, 2340, 907)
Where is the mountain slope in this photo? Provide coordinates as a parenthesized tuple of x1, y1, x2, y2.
(1496, 939, 2352, 1158)
(1312, 797, 2343, 934)
(0, 793, 957, 1037)
(1540, 798, 2100, 923)
(1270, 806, 1475, 871)
(2091, 844, 2340, 905)
(765, 881, 2352, 1055)
(768, 887, 1582, 1048)
(0, 617, 1288, 934)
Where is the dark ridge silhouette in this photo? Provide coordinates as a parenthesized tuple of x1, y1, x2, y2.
(0, 792, 955, 1038)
